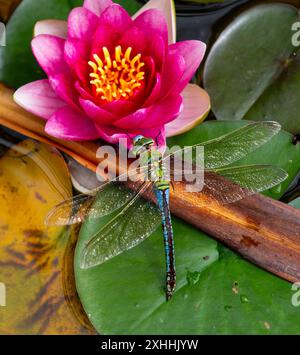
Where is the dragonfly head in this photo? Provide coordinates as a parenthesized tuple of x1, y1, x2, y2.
(131, 135, 154, 156)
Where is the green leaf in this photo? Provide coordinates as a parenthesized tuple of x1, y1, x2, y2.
(203, 3, 300, 134)
(168, 120, 300, 200)
(290, 197, 300, 209)
(0, 0, 142, 88)
(114, 0, 142, 15)
(75, 193, 300, 335)
(75, 215, 219, 335)
(0, 0, 71, 88)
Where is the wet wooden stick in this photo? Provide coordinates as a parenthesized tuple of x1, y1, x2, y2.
(1, 84, 300, 283)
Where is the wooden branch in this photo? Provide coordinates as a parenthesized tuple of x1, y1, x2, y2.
(0, 0, 21, 22)
(1, 84, 300, 283)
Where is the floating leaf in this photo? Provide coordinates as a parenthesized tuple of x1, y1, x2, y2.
(204, 3, 300, 134)
(75, 214, 218, 335)
(75, 193, 300, 335)
(0, 139, 94, 334)
(290, 197, 300, 209)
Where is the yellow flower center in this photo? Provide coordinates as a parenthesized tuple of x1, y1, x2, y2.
(88, 46, 145, 102)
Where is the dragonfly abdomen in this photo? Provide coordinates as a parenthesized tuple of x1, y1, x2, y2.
(155, 180, 170, 191)
(154, 188, 176, 301)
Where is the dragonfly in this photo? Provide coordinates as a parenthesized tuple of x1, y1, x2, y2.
(46, 121, 288, 301)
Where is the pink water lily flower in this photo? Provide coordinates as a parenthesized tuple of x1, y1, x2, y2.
(14, 0, 210, 148)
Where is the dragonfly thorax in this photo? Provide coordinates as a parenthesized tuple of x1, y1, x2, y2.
(131, 135, 154, 157)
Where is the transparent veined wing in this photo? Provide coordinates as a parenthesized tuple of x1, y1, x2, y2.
(167, 121, 281, 170)
(172, 164, 288, 206)
(81, 181, 162, 269)
(45, 166, 151, 226)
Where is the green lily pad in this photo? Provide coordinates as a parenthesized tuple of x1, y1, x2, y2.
(75, 121, 300, 335)
(75, 215, 219, 335)
(75, 188, 300, 335)
(203, 3, 300, 134)
(290, 197, 300, 208)
(0, 0, 141, 88)
(168, 120, 300, 200)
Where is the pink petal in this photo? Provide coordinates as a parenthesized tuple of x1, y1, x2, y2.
(133, 0, 176, 44)
(64, 39, 89, 83)
(68, 7, 99, 40)
(169, 40, 206, 92)
(143, 73, 162, 107)
(143, 55, 156, 91)
(134, 9, 168, 47)
(83, 0, 113, 17)
(91, 23, 120, 55)
(34, 20, 68, 39)
(13, 80, 65, 120)
(64, 39, 88, 64)
(119, 26, 147, 54)
(115, 94, 183, 130)
(161, 53, 185, 97)
(135, 127, 166, 150)
(95, 125, 166, 150)
(31, 35, 69, 77)
(100, 4, 132, 33)
(45, 106, 99, 141)
(95, 125, 131, 146)
(145, 33, 166, 72)
(75, 81, 93, 100)
(49, 74, 79, 110)
(145, 127, 166, 151)
(101, 100, 137, 117)
(79, 99, 116, 125)
(165, 84, 211, 137)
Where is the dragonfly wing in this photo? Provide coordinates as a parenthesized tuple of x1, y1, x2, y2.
(45, 167, 149, 226)
(203, 121, 281, 169)
(172, 165, 288, 205)
(45, 193, 96, 226)
(81, 182, 161, 269)
(168, 121, 281, 170)
(214, 165, 288, 193)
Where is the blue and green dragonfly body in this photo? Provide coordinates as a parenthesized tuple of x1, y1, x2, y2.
(132, 135, 176, 300)
(46, 122, 288, 301)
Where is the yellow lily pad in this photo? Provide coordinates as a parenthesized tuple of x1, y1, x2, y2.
(0, 139, 95, 334)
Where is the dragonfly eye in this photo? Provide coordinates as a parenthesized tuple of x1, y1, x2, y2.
(133, 135, 144, 146)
